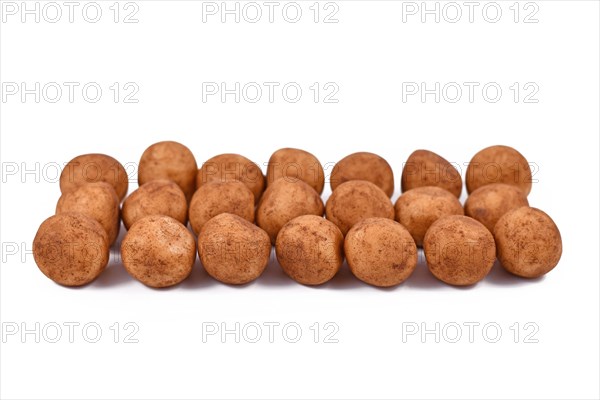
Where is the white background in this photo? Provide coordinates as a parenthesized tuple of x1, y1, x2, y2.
(1, 1, 599, 399)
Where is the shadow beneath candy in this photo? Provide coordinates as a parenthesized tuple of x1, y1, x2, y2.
(403, 250, 476, 291)
(403, 261, 444, 289)
(177, 258, 218, 290)
(88, 238, 546, 290)
(253, 248, 367, 290)
(91, 247, 132, 288)
(254, 249, 296, 287)
(319, 261, 364, 290)
(91, 222, 131, 288)
(180, 249, 294, 290)
(484, 260, 545, 286)
(113, 221, 127, 246)
(396, 249, 444, 290)
(92, 262, 131, 288)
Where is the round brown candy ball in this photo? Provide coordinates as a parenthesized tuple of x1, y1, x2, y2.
(466, 145, 532, 195)
(394, 186, 464, 247)
(266, 147, 325, 194)
(198, 213, 271, 285)
(121, 215, 196, 288)
(256, 179, 324, 243)
(275, 215, 344, 285)
(122, 179, 188, 230)
(60, 153, 128, 201)
(33, 213, 109, 286)
(325, 180, 394, 236)
(56, 182, 120, 246)
(330, 152, 394, 197)
(189, 181, 255, 235)
(494, 207, 562, 278)
(401, 149, 462, 198)
(464, 183, 529, 232)
(423, 215, 496, 286)
(345, 218, 418, 287)
(196, 153, 265, 204)
(138, 141, 198, 201)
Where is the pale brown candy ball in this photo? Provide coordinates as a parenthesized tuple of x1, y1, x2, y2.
(423, 215, 496, 286)
(33, 213, 109, 286)
(330, 152, 394, 197)
(394, 186, 463, 247)
(60, 153, 128, 200)
(275, 215, 344, 285)
(122, 179, 188, 230)
(344, 218, 417, 287)
(401, 149, 462, 198)
(326, 180, 394, 235)
(189, 181, 255, 235)
(267, 147, 325, 194)
(56, 182, 120, 245)
(256, 179, 324, 243)
(466, 145, 532, 195)
(198, 213, 271, 285)
(121, 215, 196, 288)
(196, 153, 265, 204)
(138, 141, 198, 201)
(494, 207, 562, 278)
(464, 183, 529, 232)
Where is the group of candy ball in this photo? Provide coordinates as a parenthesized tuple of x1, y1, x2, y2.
(32, 142, 562, 288)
